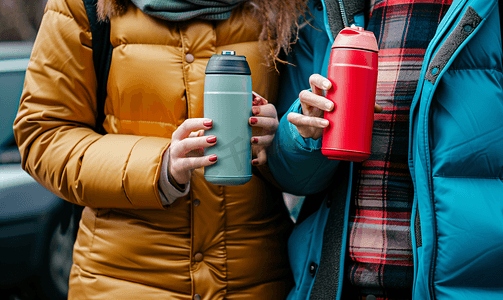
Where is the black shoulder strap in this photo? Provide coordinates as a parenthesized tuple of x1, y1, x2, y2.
(58, 0, 112, 253)
(83, 0, 112, 134)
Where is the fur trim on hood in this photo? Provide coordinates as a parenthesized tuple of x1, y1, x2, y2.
(97, 0, 129, 21)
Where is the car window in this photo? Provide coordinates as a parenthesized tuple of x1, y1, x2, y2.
(0, 0, 46, 154)
(0, 0, 47, 42)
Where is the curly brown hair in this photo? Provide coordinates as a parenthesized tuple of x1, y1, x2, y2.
(97, 0, 308, 67)
(249, 0, 309, 67)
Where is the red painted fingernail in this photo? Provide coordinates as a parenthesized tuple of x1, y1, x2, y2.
(250, 117, 258, 124)
(206, 136, 217, 143)
(252, 107, 259, 115)
(203, 120, 213, 127)
(209, 155, 217, 162)
(251, 137, 258, 144)
(252, 160, 259, 165)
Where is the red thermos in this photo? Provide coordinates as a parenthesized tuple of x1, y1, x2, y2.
(321, 25, 378, 162)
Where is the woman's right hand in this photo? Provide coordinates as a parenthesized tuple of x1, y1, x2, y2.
(169, 118, 218, 185)
(287, 74, 383, 140)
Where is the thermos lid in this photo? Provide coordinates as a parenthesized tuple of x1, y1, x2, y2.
(205, 51, 251, 75)
(332, 25, 378, 52)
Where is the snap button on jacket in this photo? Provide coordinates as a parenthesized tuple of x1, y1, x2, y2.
(13, 0, 293, 299)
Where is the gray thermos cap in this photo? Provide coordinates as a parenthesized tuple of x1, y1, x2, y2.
(205, 51, 251, 75)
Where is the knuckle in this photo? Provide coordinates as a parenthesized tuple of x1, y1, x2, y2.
(309, 73, 321, 84)
(309, 118, 320, 128)
(287, 112, 297, 123)
(299, 115, 309, 126)
(293, 118, 303, 128)
(186, 157, 199, 169)
(177, 121, 188, 132)
(263, 118, 274, 128)
(260, 153, 268, 161)
(299, 89, 309, 100)
(171, 163, 182, 175)
(265, 103, 276, 113)
(170, 143, 181, 155)
(177, 140, 189, 154)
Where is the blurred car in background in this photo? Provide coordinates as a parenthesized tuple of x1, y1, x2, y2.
(0, 41, 77, 300)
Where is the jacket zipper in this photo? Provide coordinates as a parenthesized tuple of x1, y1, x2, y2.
(414, 3, 478, 298)
(338, 0, 349, 27)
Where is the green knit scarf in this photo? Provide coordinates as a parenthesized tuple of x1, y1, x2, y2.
(130, 0, 250, 21)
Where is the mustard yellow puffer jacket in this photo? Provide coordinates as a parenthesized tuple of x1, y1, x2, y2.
(13, 0, 293, 299)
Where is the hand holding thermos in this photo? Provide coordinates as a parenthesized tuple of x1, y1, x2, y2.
(169, 118, 217, 186)
(169, 51, 278, 187)
(288, 25, 383, 162)
(250, 92, 279, 166)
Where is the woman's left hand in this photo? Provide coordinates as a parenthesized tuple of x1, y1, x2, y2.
(249, 92, 278, 166)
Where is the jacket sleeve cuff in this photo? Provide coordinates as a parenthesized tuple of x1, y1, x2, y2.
(77, 135, 170, 209)
(289, 98, 323, 151)
(267, 97, 339, 196)
(158, 148, 190, 205)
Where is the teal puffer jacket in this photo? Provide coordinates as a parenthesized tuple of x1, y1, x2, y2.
(268, 0, 503, 299)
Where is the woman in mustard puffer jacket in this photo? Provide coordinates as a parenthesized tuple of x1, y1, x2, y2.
(13, 0, 307, 298)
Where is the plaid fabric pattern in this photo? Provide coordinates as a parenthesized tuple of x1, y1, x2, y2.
(345, 1, 452, 299)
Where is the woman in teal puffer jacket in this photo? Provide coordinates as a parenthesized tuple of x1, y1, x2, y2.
(269, 0, 503, 299)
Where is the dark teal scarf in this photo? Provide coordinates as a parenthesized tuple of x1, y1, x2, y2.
(130, 0, 250, 21)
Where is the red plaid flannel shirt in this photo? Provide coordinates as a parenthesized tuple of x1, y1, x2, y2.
(345, 1, 453, 299)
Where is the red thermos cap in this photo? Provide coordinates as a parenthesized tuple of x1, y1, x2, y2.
(332, 25, 378, 52)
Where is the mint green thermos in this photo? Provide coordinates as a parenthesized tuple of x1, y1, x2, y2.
(203, 51, 252, 185)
